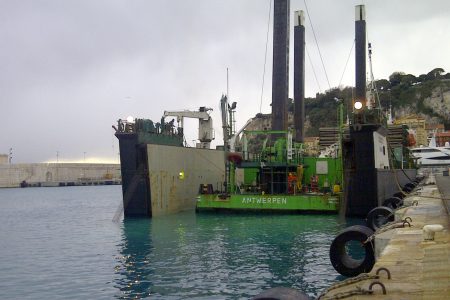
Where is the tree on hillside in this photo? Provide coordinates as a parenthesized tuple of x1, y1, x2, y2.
(426, 68, 445, 80)
(375, 79, 390, 90)
(389, 72, 406, 87)
(400, 74, 417, 86)
(418, 74, 427, 82)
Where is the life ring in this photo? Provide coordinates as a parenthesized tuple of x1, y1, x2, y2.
(252, 287, 310, 300)
(329, 225, 375, 277)
(382, 197, 403, 209)
(366, 206, 394, 231)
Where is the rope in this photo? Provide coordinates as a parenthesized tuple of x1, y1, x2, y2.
(306, 45, 322, 93)
(259, 0, 272, 113)
(319, 286, 373, 300)
(364, 217, 413, 244)
(338, 40, 355, 88)
(303, 0, 331, 90)
(387, 144, 409, 198)
(388, 144, 414, 182)
(318, 272, 382, 300)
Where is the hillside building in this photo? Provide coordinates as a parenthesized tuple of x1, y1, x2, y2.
(436, 132, 450, 147)
(394, 114, 427, 146)
(425, 123, 445, 137)
(0, 154, 8, 164)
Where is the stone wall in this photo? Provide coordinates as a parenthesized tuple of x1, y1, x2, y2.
(0, 163, 121, 188)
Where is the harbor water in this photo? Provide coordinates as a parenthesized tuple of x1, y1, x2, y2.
(0, 186, 359, 299)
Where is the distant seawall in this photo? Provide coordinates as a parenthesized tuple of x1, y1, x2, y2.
(0, 163, 121, 188)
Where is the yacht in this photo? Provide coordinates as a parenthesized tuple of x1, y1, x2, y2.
(410, 138, 450, 167)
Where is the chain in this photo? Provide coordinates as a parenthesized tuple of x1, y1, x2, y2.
(319, 286, 373, 299)
(317, 274, 379, 299)
(364, 211, 415, 245)
(394, 199, 418, 211)
(364, 218, 412, 244)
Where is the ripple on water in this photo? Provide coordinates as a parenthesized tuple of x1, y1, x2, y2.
(0, 187, 359, 299)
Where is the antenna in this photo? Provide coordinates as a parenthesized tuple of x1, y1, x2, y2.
(226, 68, 229, 99)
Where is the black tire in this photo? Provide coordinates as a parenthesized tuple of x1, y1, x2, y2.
(402, 185, 413, 193)
(393, 191, 405, 199)
(405, 182, 416, 189)
(366, 206, 394, 231)
(252, 287, 310, 300)
(329, 225, 375, 277)
(382, 197, 403, 209)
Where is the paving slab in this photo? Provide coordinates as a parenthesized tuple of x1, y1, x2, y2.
(321, 173, 450, 299)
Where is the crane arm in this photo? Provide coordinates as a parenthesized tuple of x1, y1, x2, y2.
(229, 118, 253, 152)
(163, 108, 212, 121)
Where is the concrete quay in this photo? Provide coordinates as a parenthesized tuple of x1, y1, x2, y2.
(322, 173, 450, 299)
(0, 163, 121, 188)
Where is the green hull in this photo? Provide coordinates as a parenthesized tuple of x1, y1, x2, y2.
(196, 193, 340, 213)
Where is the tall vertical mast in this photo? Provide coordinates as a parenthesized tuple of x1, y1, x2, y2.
(355, 5, 366, 111)
(271, 0, 290, 131)
(293, 10, 305, 142)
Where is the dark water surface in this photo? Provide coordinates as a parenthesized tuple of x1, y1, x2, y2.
(0, 186, 355, 299)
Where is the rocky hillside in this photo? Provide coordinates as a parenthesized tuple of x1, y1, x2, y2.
(297, 68, 450, 136)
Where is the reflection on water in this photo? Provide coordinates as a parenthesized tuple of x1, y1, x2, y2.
(115, 219, 154, 299)
(0, 186, 364, 299)
(115, 212, 359, 299)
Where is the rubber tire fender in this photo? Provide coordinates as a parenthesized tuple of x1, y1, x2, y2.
(405, 182, 416, 189)
(366, 206, 395, 231)
(393, 191, 405, 199)
(382, 197, 403, 209)
(402, 185, 413, 193)
(329, 225, 375, 277)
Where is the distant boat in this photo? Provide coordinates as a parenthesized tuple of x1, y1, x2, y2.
(410, 136, 450, 167)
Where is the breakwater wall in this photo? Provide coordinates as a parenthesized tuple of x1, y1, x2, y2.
(0, 163, 121, 188)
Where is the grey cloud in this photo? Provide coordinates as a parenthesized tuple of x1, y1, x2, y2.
(1, 0, 449, 162)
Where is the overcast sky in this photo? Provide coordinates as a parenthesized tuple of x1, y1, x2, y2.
(1, 0, 449, 163)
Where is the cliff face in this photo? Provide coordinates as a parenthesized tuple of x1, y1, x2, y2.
(245, 71, 450, 137)
(391, 80, 450, 126)
(422, 85, 450, 122)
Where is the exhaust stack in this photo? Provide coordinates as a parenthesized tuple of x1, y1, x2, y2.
(293, 10, 305, 142)
(271, 0, 290, 131)
(355, 5, 366, 107)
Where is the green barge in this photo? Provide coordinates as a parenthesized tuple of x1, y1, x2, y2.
(196, 126, 343, 213)
(196, 7, 344, 214)
(196, 192, 339, 213)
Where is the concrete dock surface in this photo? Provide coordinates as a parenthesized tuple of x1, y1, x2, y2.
(321, 172, 450, 299)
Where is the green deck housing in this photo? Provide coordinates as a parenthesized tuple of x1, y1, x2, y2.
(196, 130, 343, 213)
